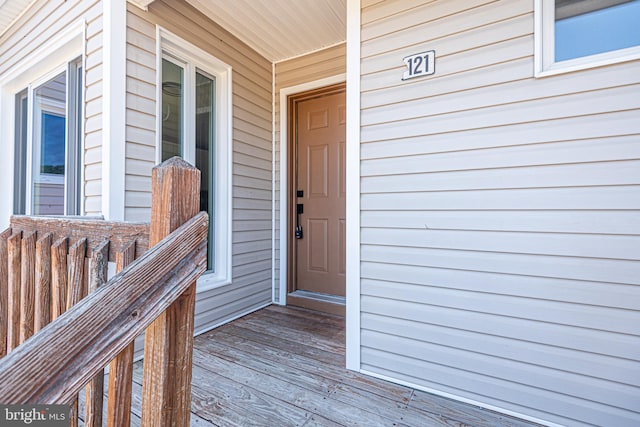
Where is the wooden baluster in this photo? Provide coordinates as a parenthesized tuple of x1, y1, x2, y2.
(141, 157, 201, 427)
(19, 232, 36, 344)
(67, 238, 87, 427)
(85, 240, 109, 427)
(106, 241, 136, 427)
(0, 228, 11, 357)
(34, 233, 52, 333)
(51, 237, 68, 321)
(7, 232, 22, 352)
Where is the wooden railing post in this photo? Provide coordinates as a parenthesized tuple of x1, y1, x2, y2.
(0, 228, 11, 357)
(141, 157, 200, 427)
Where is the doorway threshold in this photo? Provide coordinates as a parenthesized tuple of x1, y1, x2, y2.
(287, 290, 345, 316)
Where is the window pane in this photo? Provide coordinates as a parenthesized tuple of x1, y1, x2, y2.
(161, 58, 184, 161)
(555, 0, 640, 61)
(196, 71, 215, 270)
(32, 71, 67, 215)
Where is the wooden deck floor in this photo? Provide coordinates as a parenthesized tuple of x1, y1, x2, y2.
(124, 305, 540, 427)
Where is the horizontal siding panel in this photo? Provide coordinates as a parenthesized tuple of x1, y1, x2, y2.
(234, 140, 271, 161)
(362, 0, 433, 26)
(233, 259, 271, 278)
(125, 175, 151, 192)
(125, 158, 154, 177)
(125, 207, 151, 222)
(233, 187, 271, 201)
(365, 315, 638, 405)
(361, 85, 640, 143)
(233, 249, 272, 267)
(362, 0, 496, 43)
(360, 338, 637, 427)
(362, 11, 529, 72)
(85, 80, 104, 103)
(126, 60, 155, 85)
(124, 191, 151, 208)
(360, 244, 640, 286)
(234, 164, 271, 181)
(85, 46, 102, 70)
(362, 35, 531, 93)
(126, 125, 155, 146)
(127, 27, 155, 53)
(362, 56, 531, 111)
(125, 141, 155, 161)
(233, 239, 271, 254)
(126, 77, 155, 100)
(234, 175, 272, 191)
(362, 136, 640, 176)
(360, 313, 639, 385)
(361, 228, 640, 260)
(361, 110, 640, 159)
(193, 283, 271, 334)
(233, 220, 272, 232)
(126, 92, 155, 114)
(362, 66, 640, 125)
(361, 279, 639, 336)
(361, 186, 640, 210)
(360, 210, 640, 235)
(233, 198, 272, 211)
(361, 159, 640, 193)
(361, 261, 640, 310)
(233, 152, 271, 171)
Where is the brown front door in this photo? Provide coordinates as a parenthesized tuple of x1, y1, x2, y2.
(288, 84, 346, 315)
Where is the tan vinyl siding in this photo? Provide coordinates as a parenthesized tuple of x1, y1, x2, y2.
(273, 43, 346, 302)
(126, 0, 273, 333)
(359, 1, 640, 426)
(0, 0, 103, 216)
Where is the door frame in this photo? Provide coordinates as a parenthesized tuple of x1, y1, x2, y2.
(277, 74, 345, 309)
(285, 82, 346, 316)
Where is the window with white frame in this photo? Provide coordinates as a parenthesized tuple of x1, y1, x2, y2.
(536, 0, 640, 76)
(158, 29, 232, 288)
(13, 57, 83, 215)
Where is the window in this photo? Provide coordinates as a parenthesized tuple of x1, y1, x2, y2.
(159, 29, 232, 288)
(13, 58, 83, 215)
(536, 0, 640, 76)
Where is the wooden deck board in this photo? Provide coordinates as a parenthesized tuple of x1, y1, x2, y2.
(124, 305, 541, 426)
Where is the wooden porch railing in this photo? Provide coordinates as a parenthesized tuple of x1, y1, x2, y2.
(0, 157, 207, 427)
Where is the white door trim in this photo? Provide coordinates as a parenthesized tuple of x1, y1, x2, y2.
(277, 74, 346, 306)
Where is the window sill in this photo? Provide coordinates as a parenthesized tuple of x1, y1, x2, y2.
(196, 271, 232, 292)
(536, 45, 640, 78)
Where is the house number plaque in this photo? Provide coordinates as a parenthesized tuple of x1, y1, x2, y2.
(402, 50, 435, 80)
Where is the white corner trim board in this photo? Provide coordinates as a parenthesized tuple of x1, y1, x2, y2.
(102, 0, 127, 220)
(345, 0, 361, 372)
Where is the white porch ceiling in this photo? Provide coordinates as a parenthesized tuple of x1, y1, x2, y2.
(0, 0, 346, 63)
(186, 0, 346, 63)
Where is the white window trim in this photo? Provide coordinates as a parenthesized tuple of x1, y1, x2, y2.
(535, 0, 640, 77)
(156, 26, 233, 291)
(0, 19, 85, 225)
